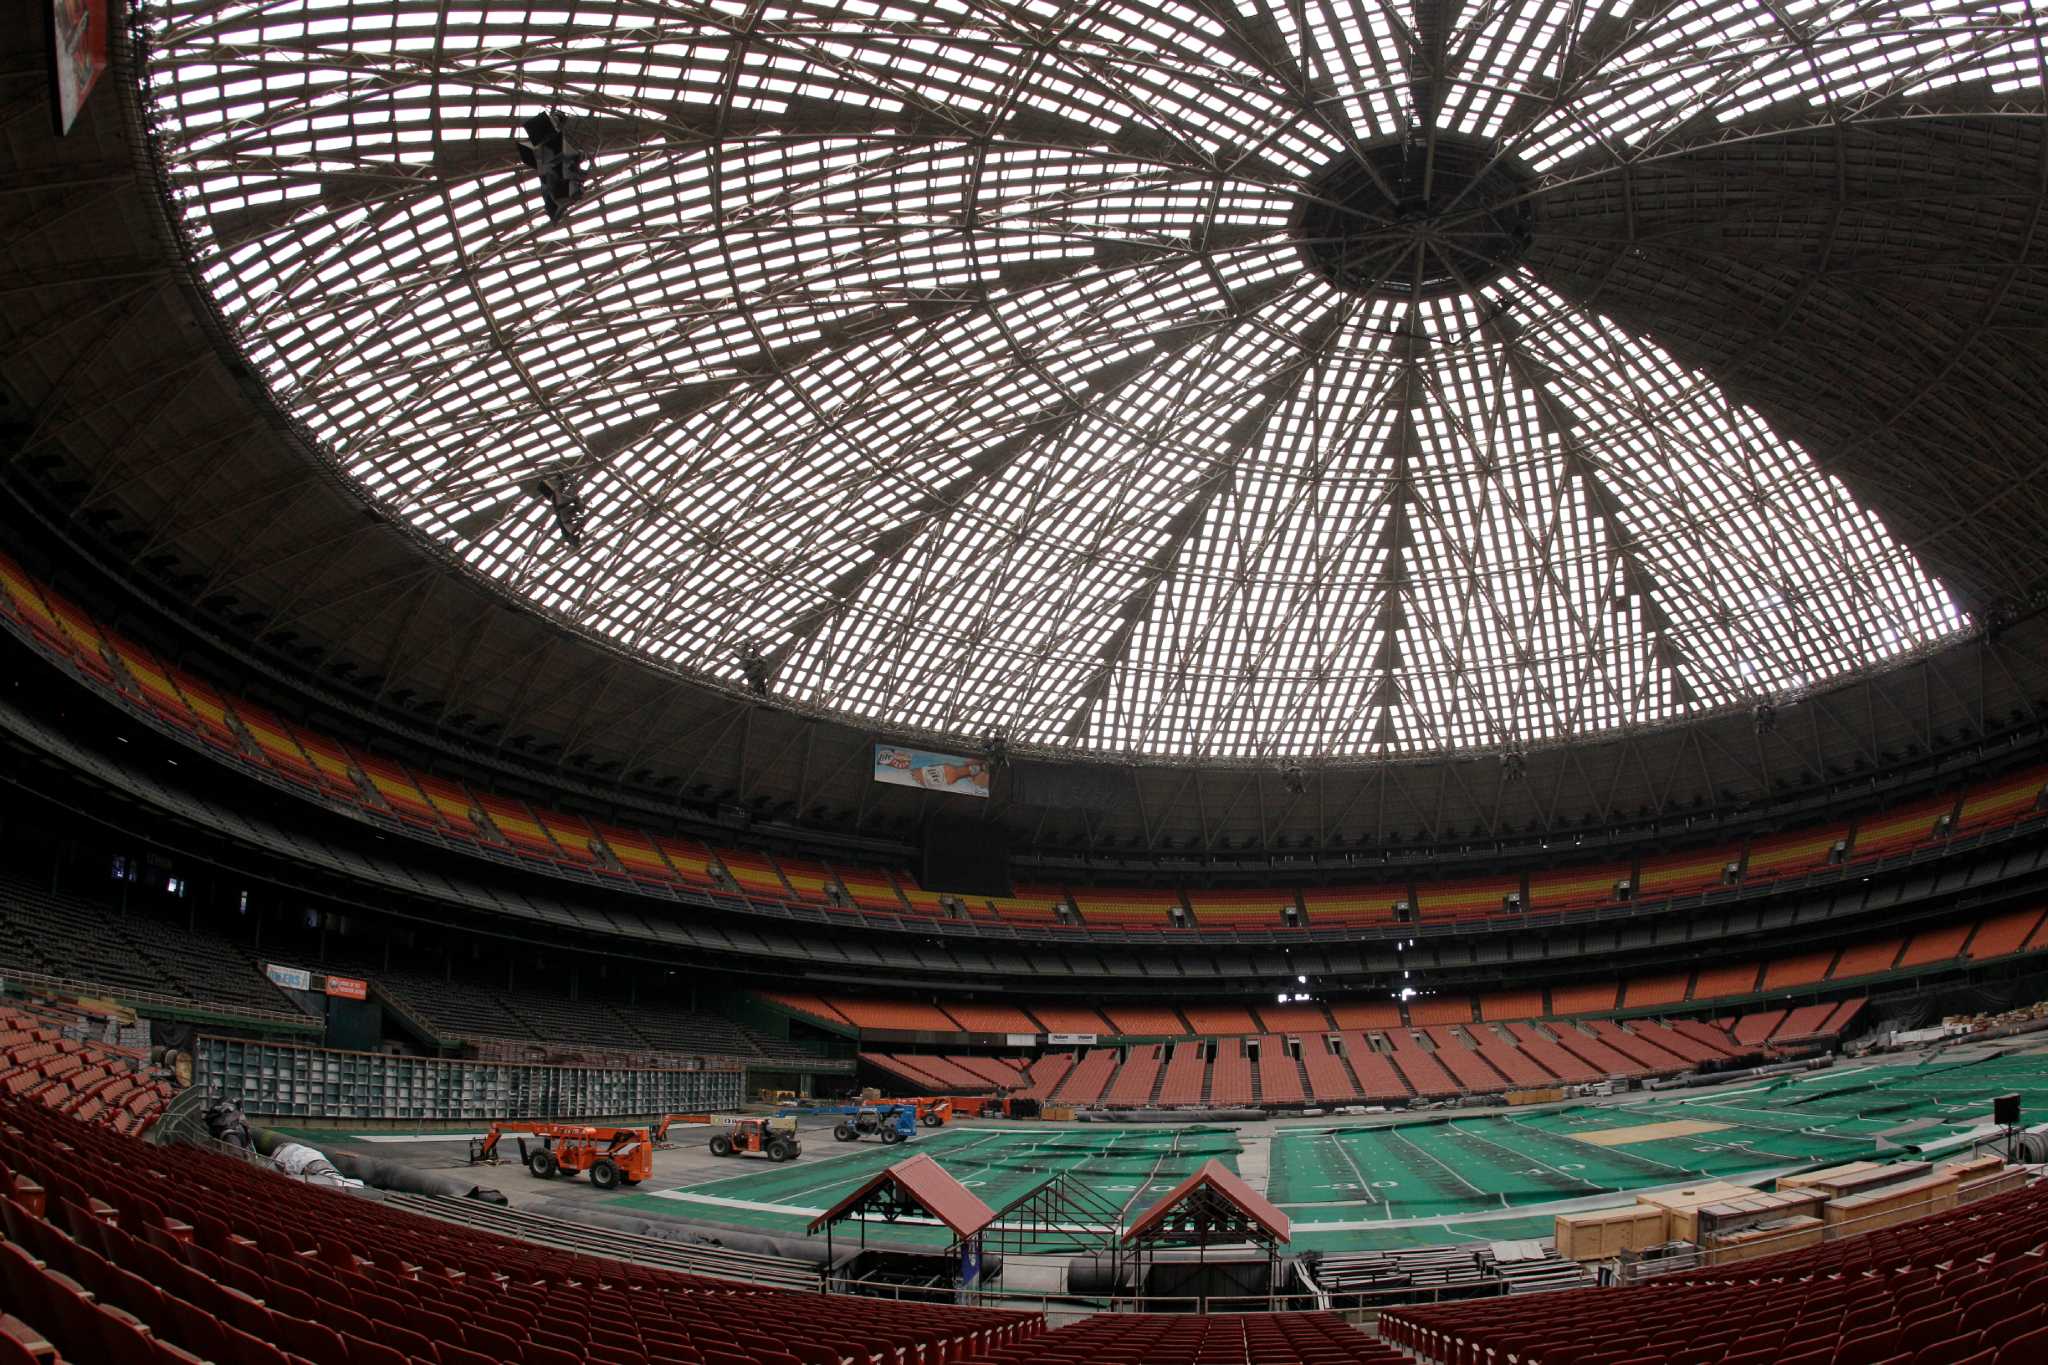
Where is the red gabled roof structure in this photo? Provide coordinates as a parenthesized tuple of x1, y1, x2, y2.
(1123, 1158, 1291, 1246)
(808, 1153, 997, 1242)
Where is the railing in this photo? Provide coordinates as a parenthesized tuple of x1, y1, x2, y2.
(0, 964, 314, 1030)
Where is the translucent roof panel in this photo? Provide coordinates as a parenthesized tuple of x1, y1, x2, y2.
(139, 0, 2014, 762)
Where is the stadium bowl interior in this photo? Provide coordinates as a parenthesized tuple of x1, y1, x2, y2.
(4, 2, 2048, 1362)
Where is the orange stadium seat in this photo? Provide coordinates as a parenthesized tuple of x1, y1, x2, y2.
(352, 750, 442, 828)
(1462, 1025, 1552, 1088)
(1691, 960, 1763, 999)
(1953, 762, 2048, 836)
(1054, 1048, 1120, 1104)
(1850, 791, 1961, 861)
(1479, 989, 1545, 1021)
(1421, 1027, 1507, 1093)
(1299, 1036, 1360, 1103)
(1341, 1033, 1413, 1102)
(595, 823, 679, 883)
(1501, 1021, 1600, 1084)
(1742, 822, 1846, 882)
(827, 999, 961, 1032)
(896, 875, 967, 918)
(100, 631, 196, 729)
(413, 772, 483, 834)
(1105, 1044, 1163, 1105)
(1304, 882, 1406, 926)
(1636, 844, 1736, 899)
(1621, 972, 1690, 1008)
(1186, 888, 1295, 928)
(990, 885, 1068, 924)
(715, 850, 789, 900)
(1072, 887, 1182, 929)
(1405, 995, 1475, 1025)
(1253, 1036, 1305, 1104)
(473, 793, 559, 858)
(773, 855, 844, 907)
(44, 596, 113, 682)
(1030, 1003, 1112, 1035)
(532, 806, 601, 863)
(1207, 1039, 1253, 1106)
(941, 1002, 1042, 1034)
(1831, 937, 1905, 979)
(832, 865, 909, 914)
(1156, 1042, 1208, 1105)
(1548, 982, 1616, 1015)
(1330, 1000, 1404, 1029)
(291, 728, 363, 800)
(233, 703, 322, 790)
(165, 671, 242, 753)
(1178, 1004, 1257, 1036)
(1967, 906, 2046, 960)
(1762, 948, 1838, 990)
(1383, 1029, 1460, 1097)
(1101, 1004, 1189, 1036)
(645, 836, 716, 888)
(1897, 921, 1974, 968)
(1256, 1002, 1333, 1032)
(759, 993, 851, 1028)
(1527, 863, 1628, 912)
(0, 552, 66, 649)
(1416, 875, 1516, 921)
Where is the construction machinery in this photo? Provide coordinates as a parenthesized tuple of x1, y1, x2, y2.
(831, 1105, 919, 1144)
(468, 1122, 652, 1189)
(709, 1116, 802, 1161)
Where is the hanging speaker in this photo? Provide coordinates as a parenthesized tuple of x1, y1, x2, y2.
(1994, 1092, 2021, 1126)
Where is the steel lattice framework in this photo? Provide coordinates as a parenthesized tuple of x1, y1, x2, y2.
(133, 0, 2044, 763)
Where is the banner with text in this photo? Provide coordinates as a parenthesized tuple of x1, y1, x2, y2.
(49, 0, 110, 135)
(265, 963, 311, 992)
(873, 744, 989, 798)
(323, 975, 368, 1001)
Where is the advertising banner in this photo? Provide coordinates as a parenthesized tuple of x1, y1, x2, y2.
(49, 0, 110, 135)
(873, 744, 989, 798)
(1046, 1032, 1098, 1046)
(323, 975, 368, 1001)
(265, 963, 311, 992)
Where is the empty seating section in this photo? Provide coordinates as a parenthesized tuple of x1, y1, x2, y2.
(1732, 1008, 1786, 1045)
(1586, 1020, 1685, 1074)
(0, 1084, 1038, 1365)
(1462, 1026, 1553, 1088)
(11, 553, 2048, 968)
(1071, 887, 1181, 930)
(1252, 1037, 1305, 1105)
(1305, 883, 1404, 926)
(1100, 1005, 1187, 1036)
(831, 866, 907, 914)
(1971, 906, 2047, 959)
(1104, 1045, 1162, 1104)
(826, 1000, 959, 1033)
(1956, 763, 2048, 836)
(1419, 1028, 1505, 1093)
(1691, 960, 1763, 999)
(1383, 1031, 1460, 1098)
(1299, 1037, 1360, 1104)
(1621, 972, 1689, 1008)
(940, 1002, 1043, 1034)
(1832, 937, 1906, 979)
(1763, 949, 1838, 990)
(1052, 1048, 1119, 1104)
(1480, 990, 1546, 1021)
(1330, 1001, 1404, 1029)
(1853, 791, 1961, 861)
(758, 993, 852, 1029)
(1501, 1022, 1600, 1084)
(1771, 1003, 1840, 1044)
(771, 857, 843, 907)
(1529, 864, 1627, 912)
(1156, 1043, 1208, 1106)
(1383, 1182, 2048, 1365)
(1341, 1035, 1412, 1102)
(1636, 845, 1734, 899)
(1187, 889, 1295, 928)
(952, 1056, 1027, 1089)
(1900, 921, 1976, 968)
(0, 1004, 173, 1136)
(0, 875, 295, 1020)
(1671, 1019, 1744, 1056)
(1178, 1005, 1258, 1036)
(1406, 996, 1475, 1025)
(990, 1310, 1401, 1365)
(1418, 876, 1515, 922)
(1028, 1004, 1112, 1035)
(1019, 1053, 1073, 1100)
(1209, 1039, 1253, 1105)
(1548, 1022, 1645, 1078)
(1257, 1002, 1336, 1032)
(1742, 824, 1844, 882)
(1548, 982, 1617, 1015)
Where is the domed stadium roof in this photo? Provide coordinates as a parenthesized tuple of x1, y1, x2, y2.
(130, 0, 2045, 766)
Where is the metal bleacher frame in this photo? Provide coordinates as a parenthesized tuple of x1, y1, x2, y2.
(194, 1035, 744, 1122)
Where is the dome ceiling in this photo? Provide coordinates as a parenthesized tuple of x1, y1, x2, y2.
(133, 1, 2043, 763)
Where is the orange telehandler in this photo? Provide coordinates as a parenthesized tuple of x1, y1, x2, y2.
(468, 1121, 652, 1189)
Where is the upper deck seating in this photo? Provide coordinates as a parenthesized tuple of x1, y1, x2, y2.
(1954, 763, 2048, 837)
(1851, 791, 1962, 862)
(1636, 844, 1736, 900)
(1186, 889, 1296, 929)
(1416, 876, 1517, 923)
(1528, 864, 1629, 914)
(1303, 882, 1406, 927)
(1742, 823, 1846, 883)
(1620, 972, 1690, 1008)
(1071, 888, 1182, 930)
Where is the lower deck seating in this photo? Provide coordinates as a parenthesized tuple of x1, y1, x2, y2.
(1383, 1181, 2048, 1365)
(0, 1005, 172, 1138)
(0, 1085, 1038, 1365)
(986, 1311, 1403, 1364)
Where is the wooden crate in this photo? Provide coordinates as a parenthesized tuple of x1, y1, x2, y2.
(1824, 1171, 1959, 1232)
(1704, 1215, 1825, 1266)
(1555, 1206, 1669, 1261)
(1636, 1182, 1760, 1242)
(1506, 1087, 1566, 1106)
(1695, 1188, 1826, 1239)
(1781, 1161, 1926, 1199)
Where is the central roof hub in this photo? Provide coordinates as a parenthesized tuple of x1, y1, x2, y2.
(1296, 134, 1537, 299)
